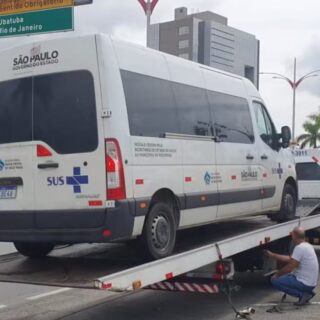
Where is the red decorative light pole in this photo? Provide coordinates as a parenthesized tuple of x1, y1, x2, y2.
(138, 0, 159, 46)
(261, 58, 320, 140)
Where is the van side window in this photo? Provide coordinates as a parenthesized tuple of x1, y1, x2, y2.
(253, 102, 276, 148)
(208, 92, 254, 144)
(296, 163, 320, 181)
(172, 83, 213, 136)
(121, 70, 180, 137)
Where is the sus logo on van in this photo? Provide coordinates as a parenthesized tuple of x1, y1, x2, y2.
(272, 163, 284, 179)
(66, 167, 89, 194)
(47, 167, 89, 194)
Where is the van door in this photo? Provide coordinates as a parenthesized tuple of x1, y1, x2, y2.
(33, 70, 106, 228)
(252, 101, 282, 210)
(0, 77, 35, 227)
(173, 84, 218, 226)
(208, 92, 262, 218)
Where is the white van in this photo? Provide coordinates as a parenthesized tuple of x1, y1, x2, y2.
(0, 34, 296, 260)
(294, 149, 320, 199)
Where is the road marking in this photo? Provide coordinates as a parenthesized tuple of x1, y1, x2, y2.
(0, 305, 7, 309)
(254, 302, 320, 307)
(27, 288, 72, 301)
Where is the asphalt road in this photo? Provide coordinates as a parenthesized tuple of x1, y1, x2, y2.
(60, 272, 320, 320)
(0, 243, 61, 312)
(0, 269, 319, 320)
(0, 213, 318, 320)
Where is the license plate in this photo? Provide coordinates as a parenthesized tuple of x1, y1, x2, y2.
(0, 186, 17, 199)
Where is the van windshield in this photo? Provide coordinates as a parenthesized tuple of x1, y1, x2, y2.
(0, 70, 98, 154)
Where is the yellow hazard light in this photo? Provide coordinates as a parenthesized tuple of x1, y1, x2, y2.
(140, 202, 147, 209)
(133, 280, 142, 290)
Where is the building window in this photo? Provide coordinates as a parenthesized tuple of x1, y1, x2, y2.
(179, 39, 189, 49)
(245, 66, 255, 84)
(179, 53, 189, 60)
(179, 26, 189, 36)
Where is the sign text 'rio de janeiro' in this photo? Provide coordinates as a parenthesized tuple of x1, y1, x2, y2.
(0, 0, 74, 38)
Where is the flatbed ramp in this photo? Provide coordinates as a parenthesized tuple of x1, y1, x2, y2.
(0, 201, 319, 290)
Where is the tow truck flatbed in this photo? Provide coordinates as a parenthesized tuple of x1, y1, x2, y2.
(0, 201, 319, 291)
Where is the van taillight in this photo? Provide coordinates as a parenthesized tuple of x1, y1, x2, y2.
(105, 139, 126, 200)
(37, 144, 52, 157)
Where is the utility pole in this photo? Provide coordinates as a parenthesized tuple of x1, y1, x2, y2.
(74, 0, 93, 6)
(146, 0, 151, 46)
(292, 58, 297, 140)
(138, 0, 159, 46)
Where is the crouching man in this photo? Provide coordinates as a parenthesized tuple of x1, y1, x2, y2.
(266, 227, 319, 305)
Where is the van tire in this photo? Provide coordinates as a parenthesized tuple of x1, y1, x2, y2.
(140, 202, 176, 260)
(271, 184, 297, 222)
(14, 242, 54, 258)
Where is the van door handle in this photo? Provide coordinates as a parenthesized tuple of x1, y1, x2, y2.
(261, 155, 268, 160)
(246, 154, 254, 160)
(37, 163, 59, 169)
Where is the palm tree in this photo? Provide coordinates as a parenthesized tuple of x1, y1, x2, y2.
(297, 114, 320, 149)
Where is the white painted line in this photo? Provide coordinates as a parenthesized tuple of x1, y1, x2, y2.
(254, 302, 320, 307)
(0, 305, 7, 309)
(254, 303, 277, 307)
(27, 288, 72, 301)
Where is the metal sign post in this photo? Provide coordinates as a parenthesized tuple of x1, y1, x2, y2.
(74, 0, 93, 6)
(138, 0, 159, 46)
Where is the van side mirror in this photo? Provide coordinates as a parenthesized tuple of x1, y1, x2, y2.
(281, 126, 291, 148)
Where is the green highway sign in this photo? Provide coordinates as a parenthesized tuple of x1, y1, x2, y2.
(0, 7, 73, 38)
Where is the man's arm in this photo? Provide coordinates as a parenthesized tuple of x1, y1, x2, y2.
(265, 250, 291, 264)
(274, 258, 299, 278)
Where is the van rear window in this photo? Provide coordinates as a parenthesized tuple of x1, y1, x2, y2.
(296, 163, 320, 181)
(0, 70, 98, 154)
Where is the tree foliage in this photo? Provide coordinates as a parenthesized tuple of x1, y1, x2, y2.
(297, 113, 320, 149)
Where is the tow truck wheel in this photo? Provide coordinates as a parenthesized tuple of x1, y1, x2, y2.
(14, 242, 54, 258)
(140, 202, 176, 260)
(271, 184, 297, 222)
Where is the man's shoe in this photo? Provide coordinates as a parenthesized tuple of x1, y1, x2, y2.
(294, 292, 315, 306)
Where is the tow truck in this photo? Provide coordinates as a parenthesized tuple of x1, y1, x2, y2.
(0, 201, 319, 318)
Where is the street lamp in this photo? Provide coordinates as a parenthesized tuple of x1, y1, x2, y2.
(138, 0, 159, 46)
(261, 58, 320, 140)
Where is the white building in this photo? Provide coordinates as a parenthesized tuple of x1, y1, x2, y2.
(149, 7, 260, 88)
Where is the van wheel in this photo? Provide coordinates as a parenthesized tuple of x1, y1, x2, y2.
(140, 202, 176, 260)
(14, 242, 54, 258)
(271, 184, 297, 222)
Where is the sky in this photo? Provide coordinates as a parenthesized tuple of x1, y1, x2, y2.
(1, 0, 320, 136)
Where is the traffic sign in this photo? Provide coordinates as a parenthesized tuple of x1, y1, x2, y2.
(0, 7, 73, 38)
(0, 0, 74, 16)
(138, 0, 159, 14)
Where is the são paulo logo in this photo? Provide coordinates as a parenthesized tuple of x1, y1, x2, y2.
(12, 47, 59, 71)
